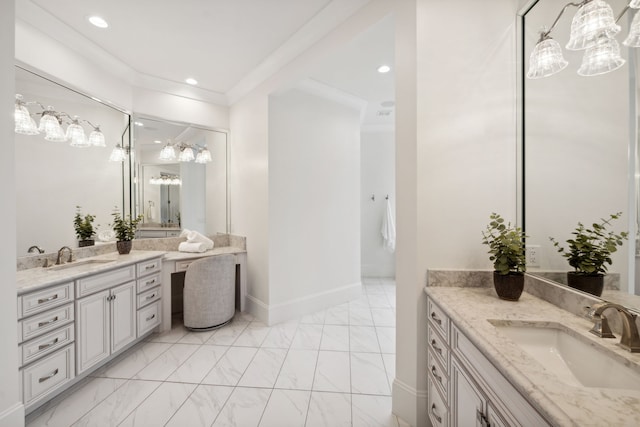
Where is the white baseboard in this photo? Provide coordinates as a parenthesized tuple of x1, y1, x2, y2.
(0, 402, 25, 427)
(392, 379, 428, 427)
(245, 282, 362, 325)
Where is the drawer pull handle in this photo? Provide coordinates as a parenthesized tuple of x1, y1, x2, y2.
(38, 368, 59, 383)
(38, 338, 59, 350)
(431, 403, 442, 423)
(146, 314, 156, 321)
(145, 264, 155, 270)
(431, 365, 442, 384)
(38, 316, 59, 327)
(145, 293, 156, 301)
(430, 311, 442, 326)
(37, 295, 59, 304)
(146, 279, 156, 285)
(431, 339, 443, 355)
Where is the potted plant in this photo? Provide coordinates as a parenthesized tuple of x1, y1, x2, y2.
(550, 212, 628, 297)
(111, 209, 143, 254)
(74, 206, 96, 247)
(481, 213, 527, 301)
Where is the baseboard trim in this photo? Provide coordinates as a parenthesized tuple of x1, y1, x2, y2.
(392, 379, 427, 427)
(0, 402, 25, 427)
(245, 282, 362, 325)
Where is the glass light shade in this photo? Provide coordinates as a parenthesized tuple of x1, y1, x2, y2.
(66, 118, 89, 147)
(179, 147, 195, 162)
(14, 96, 39, 135)
(44, 124, 67, 142)
(566, 0, 620, 50)
(577, 34, 625, 76)
(195, 148, 212, 163)
(624, 11, 640, 47)
(159, 144, 176, 161)
(631, 0, 640, 8)
(171, 178, 182, 185)
(89, 127, 106, 147)
(39, 109, 65, 140)
(109, 144, 127, 162)
(527, 37, 569, 79)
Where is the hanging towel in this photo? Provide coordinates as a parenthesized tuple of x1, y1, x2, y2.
(381, 197, 396, 253)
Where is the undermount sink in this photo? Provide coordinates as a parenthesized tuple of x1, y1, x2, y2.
(490, 321, 640, 392)
(48, 258, 116, 271)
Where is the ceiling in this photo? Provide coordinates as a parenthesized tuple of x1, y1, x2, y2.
(16, 0, 394, 128)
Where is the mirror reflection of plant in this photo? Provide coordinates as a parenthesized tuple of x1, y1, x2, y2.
(73, 206, 96, 241)
(111, 208, 144, 241)
(482, 213, 527, 275)
(550, 212, 628, 276)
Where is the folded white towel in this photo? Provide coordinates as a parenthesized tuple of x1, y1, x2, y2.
(186, 230, 214, 250)
(178, 242, 209, 253)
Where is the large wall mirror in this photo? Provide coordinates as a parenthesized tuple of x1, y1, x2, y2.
(522, 0, 640, 307)
(132, 116, 228, 236)
(15, 66, 131, 255)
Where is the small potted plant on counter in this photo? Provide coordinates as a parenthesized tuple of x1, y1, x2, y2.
(550, 212, 628, 297)
(74, 206, 96, 247)
(111, 209, 143, 255)
(482, 213, 527, 301)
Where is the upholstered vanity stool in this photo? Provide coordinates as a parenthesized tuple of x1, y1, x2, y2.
(183, 254, 236, 330)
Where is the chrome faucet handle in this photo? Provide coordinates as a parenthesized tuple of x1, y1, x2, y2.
(589, 313, 615, 338)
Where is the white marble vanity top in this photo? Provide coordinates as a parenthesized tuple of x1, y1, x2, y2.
(16, 251, 166, 295)
(162, 246, 246, 262)
(425, 287, 640, 427)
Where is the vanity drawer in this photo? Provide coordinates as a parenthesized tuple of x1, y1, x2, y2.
(428, 298, 450, 341)
(428, 376, 449, 427)
(19, 282, 74, 320)
(428, 348, 449, 398)
(137, 301, 161, 337)
(21, 323, 74, 367)
(174, 260, 194, 273)
(428, 324, 449, 374)
(76, 265, 135, 298)
(137, 258, 162, 277)
(19, 303, 74, 343)
(137, 287, 161, 309)
(137, 273, 161, 294)
(22, 344, 75, 406)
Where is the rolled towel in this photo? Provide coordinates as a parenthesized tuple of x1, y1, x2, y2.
(186, 231, 214, 250)
(180, 228, 191, 238)
(178, 242, 209, 253)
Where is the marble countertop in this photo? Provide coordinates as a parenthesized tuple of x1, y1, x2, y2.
(17, 251, 166, 295)
(163, 246, 246, 261)
(425, 287, 640, 427)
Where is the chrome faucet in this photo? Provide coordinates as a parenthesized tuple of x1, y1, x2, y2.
(27, 245, 44, 254)
(588, 302, 640, 352)
(56, 246, 74, 265)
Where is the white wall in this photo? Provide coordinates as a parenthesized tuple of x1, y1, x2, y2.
(268, 89, 361, 315)
(394, 0, 522, 425)
(361, 130, 395, 277)
(1, 1, 24, 425)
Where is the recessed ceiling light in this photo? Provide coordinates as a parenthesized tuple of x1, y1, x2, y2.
(88, 16, 109, 29)
(134, 121, 144, 127)
(154, 140, 162, 144)
(377, 65, 391, 73)
(185, 78, 198, 85)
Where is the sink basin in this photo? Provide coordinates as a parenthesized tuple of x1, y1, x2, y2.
(48, 258, 116, 271)
(491, 321, 640, 391)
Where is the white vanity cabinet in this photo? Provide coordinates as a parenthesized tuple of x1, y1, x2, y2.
(135, 258, 162, 337)
(426, 296, 550, 427)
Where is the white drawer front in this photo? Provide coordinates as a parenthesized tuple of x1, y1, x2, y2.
(137, 286, 161, 309)
(137, 258, 162, 277)
(138, 230, 168, 238)
(20, 303, 74, 343)
(21, 323, 74, 367)
(174, 260, 193, 273)
(428, 298, 450, 342)
(137, 301, 161, 337)
(166, 230, 181, 237)
(19, 282, 74, 320)
(76, 266, 135, 298)
(137, 273, 161, 294)
(428, 349, 449, 398)
(22, 344, 75, 405)
(428, 324, 449, 374)
(428, 376, 449, 427)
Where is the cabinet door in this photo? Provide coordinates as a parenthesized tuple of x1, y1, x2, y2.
(76, 290, 110, 374)
(487, 401, 510, 427)
(111, 282, 136, 354)
(451, 357, 486, 427)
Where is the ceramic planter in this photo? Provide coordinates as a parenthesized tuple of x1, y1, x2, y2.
(116, 240, 132, 255)
(493, 271, 525, 301)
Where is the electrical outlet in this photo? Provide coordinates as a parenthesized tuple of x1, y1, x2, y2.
(526, 245, 540, 268)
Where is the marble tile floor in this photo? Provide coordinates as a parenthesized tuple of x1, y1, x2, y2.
(26, 277, 398, 427)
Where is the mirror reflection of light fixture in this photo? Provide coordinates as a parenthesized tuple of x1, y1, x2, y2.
(178, 146, 195, 162)
(149, 174, 181, 185)
(67, 116, 89, 147)
(158, 140, 211, 163)
(14, 94, 39, 135)
(195, 146, 212, 163)
(527, 0, 639, 79)
(159, 142, 176, 161)
(109, 144, 127, 162)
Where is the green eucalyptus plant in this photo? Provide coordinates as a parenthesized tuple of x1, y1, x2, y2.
(481, 213, 527, 276)
(111, 209, 144, 242)
(73, 206, 96, 241)
(550, 212, 628, 276)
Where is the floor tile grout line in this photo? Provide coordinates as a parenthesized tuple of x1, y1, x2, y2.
(303, 321, 325, 427)
(109, 379, 163, 427)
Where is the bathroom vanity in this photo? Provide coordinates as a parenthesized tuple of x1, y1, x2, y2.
(426, 286, 640, 426)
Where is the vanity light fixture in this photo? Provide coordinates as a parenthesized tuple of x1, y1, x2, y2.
(195, 146, 212, 163)
(149, 174, 181, 186)
(178, 146, 195, 162)
(88, 16, 109, 29)
(14, 95, 39, 135)
(157, 140, 212, 163)
(66, 116, 89, 147)
(527, 0, 640, 79)
(159, 141, 177, 161)
(109, 143, 127, 162)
